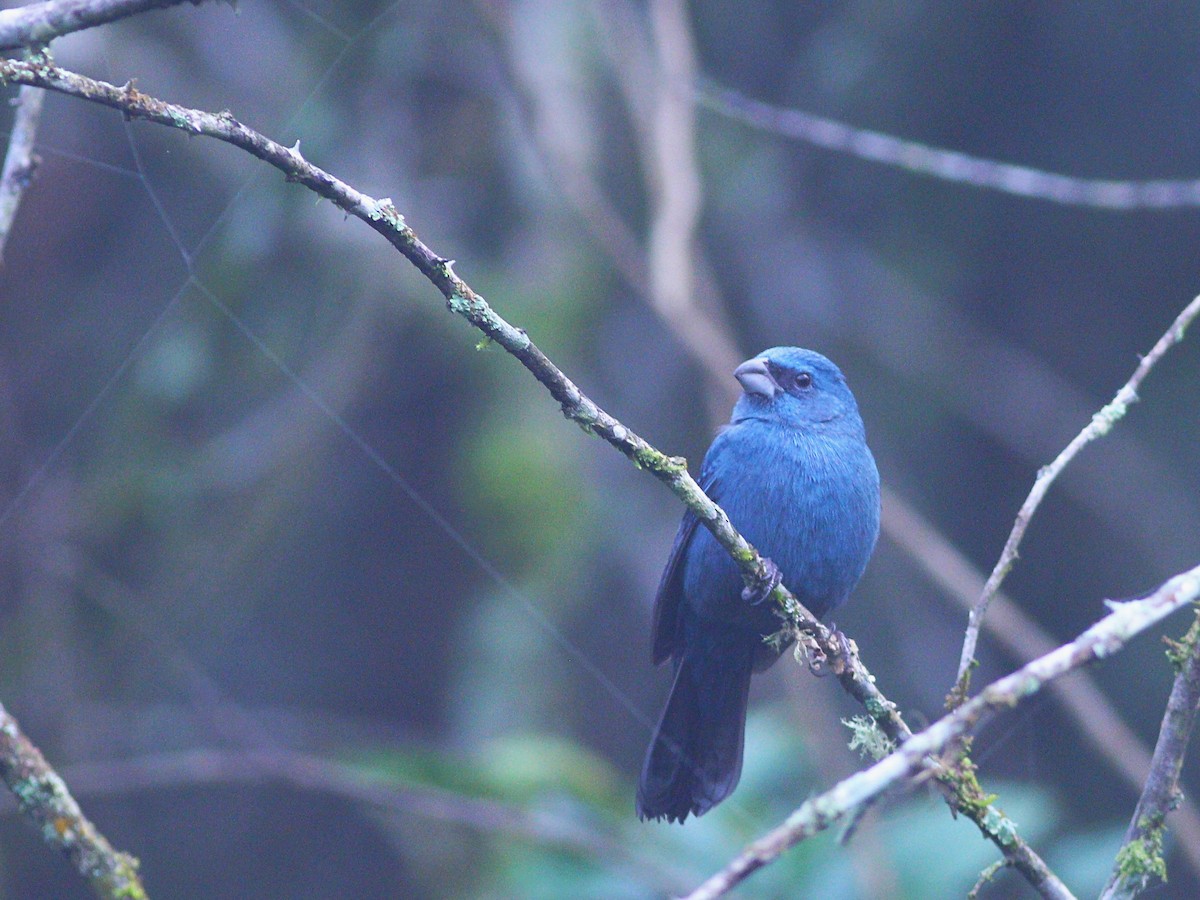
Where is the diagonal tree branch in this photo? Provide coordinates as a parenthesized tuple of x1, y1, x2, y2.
(950, 295, 1200, 703)
(0, 83, 43, 262)
(0, 0, 209, 50)
(0, 52, 829, 661)
(687, 563, 1200, 900)
(0, 702, 146, 900)
(0, 53, 1064, 896)
(1101, 610, 1200, 899)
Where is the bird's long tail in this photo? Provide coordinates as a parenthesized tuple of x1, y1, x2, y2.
(636, 628, 755, 823)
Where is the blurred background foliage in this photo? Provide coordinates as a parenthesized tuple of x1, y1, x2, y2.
(2, 0, 1200, 897)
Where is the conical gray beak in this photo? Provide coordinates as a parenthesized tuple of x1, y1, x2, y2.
(734, 358, 779, 398)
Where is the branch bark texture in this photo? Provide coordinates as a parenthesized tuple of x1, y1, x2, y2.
(0, 0, 207, 49)
(0, 702, 146, 900)
(0, 83, 43, 262)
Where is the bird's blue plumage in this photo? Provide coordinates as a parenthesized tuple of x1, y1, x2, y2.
(637, 347, 880, 823)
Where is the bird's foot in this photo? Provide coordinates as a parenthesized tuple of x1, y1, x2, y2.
(802, 639, 831, 676)
(741, 557, 782, 606)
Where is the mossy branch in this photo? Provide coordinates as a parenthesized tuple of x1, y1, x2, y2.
(1100, 608, 1200, 898)
(0, 702, 146, 900)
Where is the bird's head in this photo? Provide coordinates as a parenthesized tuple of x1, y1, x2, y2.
(730, 346, 864, 433)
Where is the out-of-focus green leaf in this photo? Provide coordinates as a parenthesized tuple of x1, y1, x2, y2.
(478, 733, 622, 807)
(461, 413, 591, 567)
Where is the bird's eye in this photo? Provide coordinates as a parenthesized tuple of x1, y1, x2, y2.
(793, 372, 813, 390)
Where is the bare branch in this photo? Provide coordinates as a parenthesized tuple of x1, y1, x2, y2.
(0, 84, 43, 263)
(1101, 611, 1200, 899)
(481, 3, 654, 328)
(952, 295, 1200, 702)
(58, 747, 585, 839)
(687, 563, 1200, 900)
(0, 702, 146, 900)
(647, 0, 701, 315)
(699, 81, 1200, 210)
(0, 0, 211, 50)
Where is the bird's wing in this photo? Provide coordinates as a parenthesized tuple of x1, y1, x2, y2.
(649, 465, 721, 665)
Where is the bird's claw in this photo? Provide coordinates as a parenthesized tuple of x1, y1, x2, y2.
(741, 557, 782, 606)
(803, 641, 831, 676)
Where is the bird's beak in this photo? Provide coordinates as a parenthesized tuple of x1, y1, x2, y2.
(734, 358, 779, 398)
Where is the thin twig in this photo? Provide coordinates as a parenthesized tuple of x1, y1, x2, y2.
(0, 53, 1064, 896)
(0, 0, 210, 50)
(1100, 611, 1200, 899)
(968, 859, 1010, 899)
(0, 84, 44, 263)
(687, 562, 1200, 900)
(698, 81, 1200, 210)
(0, 702, 146, 900)
(952, 295, 1200, 702)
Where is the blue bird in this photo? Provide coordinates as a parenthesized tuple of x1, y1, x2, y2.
(637, 347, 880, 823)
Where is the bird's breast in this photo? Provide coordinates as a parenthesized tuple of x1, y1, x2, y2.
(683, 422, 879, 625)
